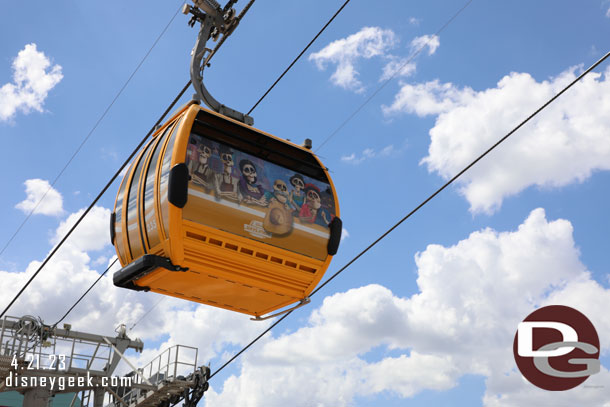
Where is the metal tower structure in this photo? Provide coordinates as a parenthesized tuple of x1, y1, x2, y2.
(0, 315, 209, 407)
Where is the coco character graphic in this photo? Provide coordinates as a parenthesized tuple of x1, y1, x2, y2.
(191, 140, 216, 191)
(263, 179, 295, 236)
(186, 136, 199, 173)
(298, 184, 323, 225)
(318, 187, 335, 227)
(265, 179, 296, 210)
(214, 146, 239, 201)
(289, 173, 305, 211)
(238, 159, 268, 207)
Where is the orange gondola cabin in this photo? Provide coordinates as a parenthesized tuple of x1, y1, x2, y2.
(111, 102, 342, 319)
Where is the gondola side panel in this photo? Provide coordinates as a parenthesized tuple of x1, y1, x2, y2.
(183, 113, 338, 262)
(164, 105, 200, 265)
(113, 173, 130, 266)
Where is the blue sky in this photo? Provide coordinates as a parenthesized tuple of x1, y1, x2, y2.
(1, 0, 610, 405)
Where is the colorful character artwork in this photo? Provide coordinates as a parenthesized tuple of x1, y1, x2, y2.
(188, 137, 215, 191)
(183, 133, 336, 260)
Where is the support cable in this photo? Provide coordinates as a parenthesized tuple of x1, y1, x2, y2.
(19, 0, 257, 323)
(0, 2, 185, 259)
(209, 0, 257, 65)
(128, 297, 166, 332)
(315, 0, 474, 152)
(0, 80, 192, 320)
(247, 0, 352, 115)
(209, 50, 610, 380)
(51, 258, 118, 328)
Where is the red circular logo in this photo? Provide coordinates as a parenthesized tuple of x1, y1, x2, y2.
(513, 305, 600, 391)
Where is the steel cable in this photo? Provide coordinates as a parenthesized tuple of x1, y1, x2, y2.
(209, 50, 610, 380)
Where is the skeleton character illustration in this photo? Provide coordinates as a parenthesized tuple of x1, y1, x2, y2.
(186, 136, 199, 174)
(289, 173, 305, 211)
(263, 179, 295, 235)
(298, 184, 323, 224)
(318, 187, 335, 227)
(265, 179, 296, 210)
(238, 159, 268, 207)
(191, 139, 216, 191)
(214, 146, 239, 201)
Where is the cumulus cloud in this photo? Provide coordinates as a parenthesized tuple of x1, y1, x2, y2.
(383, 66, 610, 213)
(378, 35, 440, 83)
(341, 144, 395, 164)
(410, 34, 440, 55)
(309, 27, 398, 92)
(15, 178, 64, 216)
(0, 204, 269, 380)
(310, 28, 442, 92)
(380, 57, 417, 82)
(204, 208, 610, 406)
(0, 43, 63, 122)
(4, 204, 608, 406)
(52, 206, 111, 252)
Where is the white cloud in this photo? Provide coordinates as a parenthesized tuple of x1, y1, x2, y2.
(4, 204, 608, 406)
(409, 17, 421, 26)
(310, 29, 442, 92)
(410, 34, 440, 55)
(382, 79, 472, 116)
(0, 204, 267, 379)
(204, 208, 610, 406)
(341, 144, 395, 164)
(340, 228, 350, 241)
(52, 206, 111, 252)
(0, 43, 63, 122)
(380, 58, 417, 82)
(15, 178, 64, 216)
(309, 27, 398, 92)
(383, 66, 610, 213)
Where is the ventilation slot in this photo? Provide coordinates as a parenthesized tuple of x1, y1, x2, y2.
(186, 231, 207, 242)
(209, 238, 222, 246)
(299, 265, 316, 273)
(185, 226, 319, 276)
(255, 252, 269, 260)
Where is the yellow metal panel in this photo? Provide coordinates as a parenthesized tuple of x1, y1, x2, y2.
(126, 138, 156, 260)
(117, 101, 339, 317)
(134, 220, 329, 316)
(119, 159, 138, 264)
(167, 104, 199, 265)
